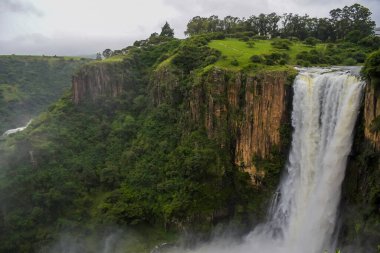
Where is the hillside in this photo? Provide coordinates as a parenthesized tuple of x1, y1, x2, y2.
(0, 55, 91, 133)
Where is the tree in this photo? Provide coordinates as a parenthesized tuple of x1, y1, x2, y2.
(160, 22, 174, 38)
(329, 4, 375, 40)
(185, 16, 207, 36)
(102, 49, 113, 59)
(96, 53, 102, 60)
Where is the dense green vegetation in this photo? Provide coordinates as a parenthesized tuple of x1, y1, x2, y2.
(206, 37, 379, 69)
(184, 4, 375, 42)
(0, 37, 257, 252)
(0, 55, 90, 133)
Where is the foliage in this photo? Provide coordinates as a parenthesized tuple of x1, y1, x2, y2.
(250, 55, 264, 63)
(207, 38, 326, 69)
(358, 35, 380, 51)
(231, 59, 239, 66)
(304, 37, 320, 46)
(0, 39, 255, 252)
(102, 49, 113, 58)
(271, 39, 292, 50)
(160, 22, 174, 38)
(261, 52, 290, 65)
(172, 36, 221, 73)
(0, 55, 90, 133)
(184, 4, 375, 42)
(361, 50, 380, 86)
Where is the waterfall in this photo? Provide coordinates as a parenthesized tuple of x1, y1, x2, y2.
(38, 68, 364, 253)
(185, 67, 364, 253)
(2, 119, 33, 137)
(261, 67, 365, 253)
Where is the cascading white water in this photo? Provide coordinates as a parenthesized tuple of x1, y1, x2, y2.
(183, 67, 364, 253)
(262, 67, 365, 253)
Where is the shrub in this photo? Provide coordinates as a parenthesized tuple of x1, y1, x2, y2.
(296, 50, 327, 65)
(361, 50, 380, 87)
(359, 36, 380, 50)
(252, 35, 268, 40)
(343, 57, 357, 66)
(296, 60, 311, 67)
(172, 38, 221, 73)
(271, 39, 292, 50)
(242, 31, 255, 37)
(250, 55, 264, 63)
(352, 51, 367, 63)
(246, 41, 255, 48)
(239, 36, 250, 42)
(304, 37, 320, 46)
(288, 37, 300, 42)
(345, 30, 365, 43)
(262, 52, 290, 65)
(231, 59, 239, 66)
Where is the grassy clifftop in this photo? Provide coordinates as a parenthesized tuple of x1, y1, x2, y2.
(208, 38, 326, 68)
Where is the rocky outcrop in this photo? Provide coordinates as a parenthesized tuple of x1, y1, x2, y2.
(72, 63, 125, 104)
(151, 67, 181, 105)
(187, 68, 294, 181)
(339, 80, 380, 249)
(153, 66, 294, 182)
(364, 82, 380, 150)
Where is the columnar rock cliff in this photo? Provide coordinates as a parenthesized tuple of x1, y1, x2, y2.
(364, 83, 380, 150)
(72, 63, 125, 104)
(153, 67, 294, 181)
(340, 80, 380, 249)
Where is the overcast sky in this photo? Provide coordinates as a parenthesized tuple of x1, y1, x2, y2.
(0, 0, 379, 56)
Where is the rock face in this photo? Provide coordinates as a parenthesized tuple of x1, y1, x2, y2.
(339, 80, 380, 249)
(364, 83, 380, 150)
(76, 63, 294, 182)
(154, 67, 294, 181)
(72, 63, 124, 104)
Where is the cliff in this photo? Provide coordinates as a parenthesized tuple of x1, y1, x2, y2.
(153, 67, 295, 183)
(340, 80, 380, 249)
(72, 62, 125, 104)
(364, 83, 380, 150)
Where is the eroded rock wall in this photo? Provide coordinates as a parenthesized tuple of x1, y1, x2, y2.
(72, 63, 124, 104)
(364, 82, 380, 150)
(156, 67, 295, 181)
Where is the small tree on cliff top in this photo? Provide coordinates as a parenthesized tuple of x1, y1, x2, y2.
(160, 22, 174, 38)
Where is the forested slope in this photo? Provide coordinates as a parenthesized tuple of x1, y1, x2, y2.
(0, 55, 90, 133)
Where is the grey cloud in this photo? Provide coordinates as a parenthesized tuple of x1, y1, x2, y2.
(0, 0, 43, 16)
(0, 33, 139, 56)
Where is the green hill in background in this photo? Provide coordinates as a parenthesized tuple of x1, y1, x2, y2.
(0, 55, 91, 133)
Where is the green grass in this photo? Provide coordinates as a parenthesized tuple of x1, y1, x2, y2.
(87, 54, 128, 66)
(102, 54, 126, 62)
(208, 38, 326, 69)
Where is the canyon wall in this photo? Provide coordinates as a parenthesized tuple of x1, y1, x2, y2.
(72, 62, 125, 104)
(153, 67, 294, 182)
(364, 82, 380, 150)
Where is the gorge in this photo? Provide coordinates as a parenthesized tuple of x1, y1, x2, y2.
(0, 35, 379, 253)
(40, 67, 369, 253)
